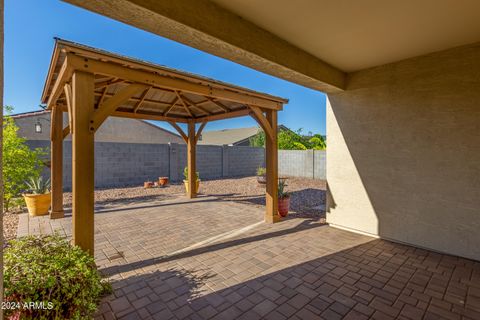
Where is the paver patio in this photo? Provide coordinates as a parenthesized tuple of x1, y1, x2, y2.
(17, 195, 480, 320)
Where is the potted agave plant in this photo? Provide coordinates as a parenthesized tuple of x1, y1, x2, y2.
(278, 179, 290, 217)
(256, 167, 266, 185)
(23, 176, 51, 216)
(183, 167, 200, 194)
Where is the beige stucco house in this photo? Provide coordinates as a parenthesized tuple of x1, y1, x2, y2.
(61, 0, 480, 261)
(12, 109, 184, 144)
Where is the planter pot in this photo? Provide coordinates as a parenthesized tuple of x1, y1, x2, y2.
(24, 193, 51, 216)
(144, 181, 154, 189)
(257, 175, 267, 185)
(183, 180, 200, 194)
(278, 196, 290, 217)
(158, 177, 169, 187)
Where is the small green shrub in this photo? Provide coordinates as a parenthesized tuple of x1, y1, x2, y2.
(4, 234, 111, 319)
(183, 167, 199, 181)
(256, 167, 266, 176)
(3, 106, 47, 211)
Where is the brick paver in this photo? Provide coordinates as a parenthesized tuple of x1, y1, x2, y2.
(18, 195, 480, 319)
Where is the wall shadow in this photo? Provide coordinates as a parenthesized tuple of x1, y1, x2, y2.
(326, 43, 480, 261)
(98, 237, 480, 319)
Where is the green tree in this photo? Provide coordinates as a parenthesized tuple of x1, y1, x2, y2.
(249, 128, 313, 150)
(3, 106, 46, 211)
(309, 135, 326, 150)
(249, 129, 265, 147)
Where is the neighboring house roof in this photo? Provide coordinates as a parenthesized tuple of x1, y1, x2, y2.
(10, 109, 183, 143)
(10, 109, 50, 119)
(198, 125, 290, 146)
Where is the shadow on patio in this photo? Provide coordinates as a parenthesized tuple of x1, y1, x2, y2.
(100, 216, 326, 277)
(98, 236, 480, 320)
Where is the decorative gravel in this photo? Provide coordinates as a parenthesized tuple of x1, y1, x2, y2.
(63, 176, 326, 217)
(4, 211, 20, 241)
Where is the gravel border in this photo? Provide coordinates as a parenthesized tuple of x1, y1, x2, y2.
(63, 176, 326, 217)
(4, 211, 20, 241)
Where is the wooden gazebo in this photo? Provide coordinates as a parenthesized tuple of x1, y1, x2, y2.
(41, 39, 288, 254)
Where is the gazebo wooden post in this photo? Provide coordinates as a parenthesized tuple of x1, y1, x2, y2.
(50, 105, 64, 219)
(265, 109, 280, 223)
(187, 121, 197, 198)
(71, 71, 95, 254)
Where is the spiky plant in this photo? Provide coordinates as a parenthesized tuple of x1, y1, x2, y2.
(183, 167, 199, 181)
(278, 179, 290, 199)
(25, 176, 51, 194)
(256, 167, 266, 176)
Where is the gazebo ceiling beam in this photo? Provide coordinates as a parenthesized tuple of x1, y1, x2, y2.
(113, 109, 189, 123)
(206, 97, 231, 113)
(67, 53, 283, 110)
(175, 91, 194, 118)
(96, 86, 108, 109)
(94, 78, 123, 89)
(90, 83, 149, 132)
(179, 93, 212, 115)
(94, 91, 172, 107)
(194, 108, 251, 123)
(133, 86, 152, 113)
(164, 97, 180, 116)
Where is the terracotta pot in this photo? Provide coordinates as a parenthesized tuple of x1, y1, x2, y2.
(257, 175, 267, 185)
(144, 181, 153, 189)
(158, 177, 169, 186)
(183, 180, 200, 194)
(24, 193, 51, 216)
(278, 196, 290, 217)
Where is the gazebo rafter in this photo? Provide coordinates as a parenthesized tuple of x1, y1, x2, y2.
(41, 39, 288, 254)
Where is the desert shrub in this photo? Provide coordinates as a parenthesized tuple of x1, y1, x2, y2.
(4, 234, 111, 319)
(3, 106, 46, 211)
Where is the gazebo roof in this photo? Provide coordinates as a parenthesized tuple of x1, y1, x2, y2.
(42, 38, 288, 124)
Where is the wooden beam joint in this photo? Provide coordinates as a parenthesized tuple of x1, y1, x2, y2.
(90, 83, 148, 132)
(168, 121, 188, 143)
(249, 105, 274, 142)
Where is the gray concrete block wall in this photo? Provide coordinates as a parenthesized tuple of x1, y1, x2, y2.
(27, 140, 170, 189)
(278, 150, 326, 179)
(94, 142, 170, 187)
(279, 150, 314, 178)
(171, 144, 224, 181)
(313, 150, 326, 180)
(26, 140, 326, 190)
(227, 146, 265, 177)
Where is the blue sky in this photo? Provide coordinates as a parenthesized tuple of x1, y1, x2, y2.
(5, 0, 326, 134)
